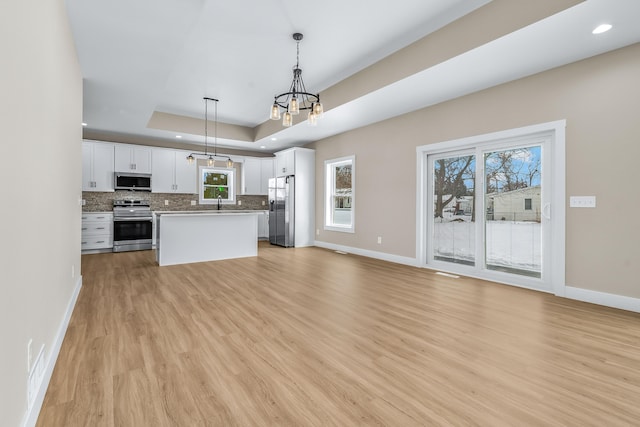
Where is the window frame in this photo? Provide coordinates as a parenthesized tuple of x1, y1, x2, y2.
(324, 155, 355, 233)
(199, 166, 235, 205)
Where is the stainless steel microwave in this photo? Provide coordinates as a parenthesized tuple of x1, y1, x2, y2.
(114, 172, 152, 191)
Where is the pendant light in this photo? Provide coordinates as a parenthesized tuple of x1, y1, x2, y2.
(186, 97, 233, 168)
(269, 33, 323, 127)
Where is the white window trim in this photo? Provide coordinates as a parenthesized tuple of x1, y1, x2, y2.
(199, 166, 236, 205)
(324, 155, 355, 233)
(416, 120, 566, 296)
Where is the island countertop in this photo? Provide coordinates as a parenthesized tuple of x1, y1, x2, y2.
(154, 209, 265, 216)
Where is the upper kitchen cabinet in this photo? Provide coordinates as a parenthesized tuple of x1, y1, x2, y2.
(243, 157, 275, 195)
(151, 148, 196, 194)
(260, 158, 275, 194)
(82, 140, 114, 192)
(275, 149, 296, 177)
(114, 144, 152, 173)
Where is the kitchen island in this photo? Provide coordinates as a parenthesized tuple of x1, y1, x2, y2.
(155, 211, 259, 266)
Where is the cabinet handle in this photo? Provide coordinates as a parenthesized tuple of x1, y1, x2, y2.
(81, 241, 88, 244)
(96, 240, 105, 243)
(81, 227, 88, 231)
(96, 227, 105, 230)
(96, 216, 105, 219)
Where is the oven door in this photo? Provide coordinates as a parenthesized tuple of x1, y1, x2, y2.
(113, 217, 153, 251)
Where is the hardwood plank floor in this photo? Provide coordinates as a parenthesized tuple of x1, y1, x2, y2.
(37, 242, 640, 426)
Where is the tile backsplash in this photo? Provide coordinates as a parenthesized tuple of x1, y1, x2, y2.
(82, 191, 268, 212)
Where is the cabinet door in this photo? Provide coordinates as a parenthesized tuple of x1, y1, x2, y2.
(244, 158, 261, 194)
(133, 146, 152, 173)
(82, 141, 93, 191)
(260, 158, 274, 195)
(276, 151, 295, 176)
(174, 152, 196, 194)
(114, 145, 133, 172)
(92, 143, 115, 191)
(151, 148, 176, 193)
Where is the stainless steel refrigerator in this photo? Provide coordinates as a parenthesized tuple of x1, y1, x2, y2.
(268, 176, 295, 247)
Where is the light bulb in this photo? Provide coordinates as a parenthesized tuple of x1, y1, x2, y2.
(313, 102, 323, 117)
(270, 103, 280, 120)
(208, 156, 214, 166)
(289, 97, 299, 115)
(226, 158, 233, 168)
(282, 111, 292, 127)
(187, 154, 195, 164)
(307, 111, 317, 126)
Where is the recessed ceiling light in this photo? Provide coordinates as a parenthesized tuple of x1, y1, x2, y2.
(260, 145, 266, 149)
(175, 135, 182, 139)
(592, 24, 612, 34)
(81, 122, 87, 126)
(271, 137, 277, 141)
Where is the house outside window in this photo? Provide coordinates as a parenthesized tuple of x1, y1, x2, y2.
(199, 167, 235, 205)
(524, 198, 532, 210)
(325, 156, 355, 233)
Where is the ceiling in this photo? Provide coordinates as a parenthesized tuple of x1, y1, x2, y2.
(67, 0, 640, 154)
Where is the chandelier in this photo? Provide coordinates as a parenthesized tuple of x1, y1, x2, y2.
(269, 33, 323, 127)
(187, 97, 233, 168)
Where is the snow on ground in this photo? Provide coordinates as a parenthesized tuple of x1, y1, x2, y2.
(433, 217, 541, 273)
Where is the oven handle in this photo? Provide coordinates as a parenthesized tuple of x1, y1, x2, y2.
(114, 217, 153, 222)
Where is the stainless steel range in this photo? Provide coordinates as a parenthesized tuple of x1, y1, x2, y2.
(113, 200, 153, 252)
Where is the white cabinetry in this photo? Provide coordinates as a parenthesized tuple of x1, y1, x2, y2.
(275, 150, 295, 177)
(81, 213, 113, 251)
(114, 144, 152, 173)
(151, 148, 196, 194)
(243, 158, 261, 194)
(244, 157, 275, 194)
(257, 211, 269, 240)
(260, 158, 275, 194)
(82, 140, 114, 192)
(273, 147, 315, 247)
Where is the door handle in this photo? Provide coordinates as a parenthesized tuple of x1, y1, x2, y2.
(542, 203, 551, 220)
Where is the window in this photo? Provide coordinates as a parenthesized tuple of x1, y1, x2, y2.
(325, 156, 355, 232)
(199, 167, 235, 204)
(524, 198, 532, 210)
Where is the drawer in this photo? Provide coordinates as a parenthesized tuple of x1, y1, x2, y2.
(82, 213, 113, 222)
(81, 222, 112, 235)
(81, 235, 113, 250)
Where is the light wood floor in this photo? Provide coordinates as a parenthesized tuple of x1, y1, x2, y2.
(37, 242, 640, 426)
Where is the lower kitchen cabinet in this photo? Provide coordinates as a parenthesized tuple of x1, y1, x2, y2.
(257, 211, 269, 240)
(81, 212, 113, 251)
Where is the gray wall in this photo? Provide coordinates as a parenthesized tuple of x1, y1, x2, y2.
(0, 0, 82, 424)
(309, 43, 640, 299)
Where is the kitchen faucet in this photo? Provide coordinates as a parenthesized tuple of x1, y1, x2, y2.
(217, 195, 222, 210)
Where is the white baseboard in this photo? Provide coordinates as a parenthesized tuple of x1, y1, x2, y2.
(23, 275, 83, 427)
(314, 241, 418, 267)
(564, 286, 640, 313)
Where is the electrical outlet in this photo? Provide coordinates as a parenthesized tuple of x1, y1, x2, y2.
(164, 200, 169, 206)
(262, 200, 265, 206)
(569, 196, 596, 208)
(377, 236, 382, 244)
(316, 229, 320, 236)
(191, 200, 196, 206)
(238, 200, 242, 206)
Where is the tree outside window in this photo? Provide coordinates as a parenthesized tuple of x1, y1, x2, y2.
(200, 167, 235, 204)
(325, 156, 355, 232)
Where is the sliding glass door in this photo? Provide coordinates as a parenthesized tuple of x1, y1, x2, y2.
(421, 122, 564, 294)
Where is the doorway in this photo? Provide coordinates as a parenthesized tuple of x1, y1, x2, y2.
(416, 121, 565, 294)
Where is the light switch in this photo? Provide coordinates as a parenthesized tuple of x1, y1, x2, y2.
(570, 196, 596, 208)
